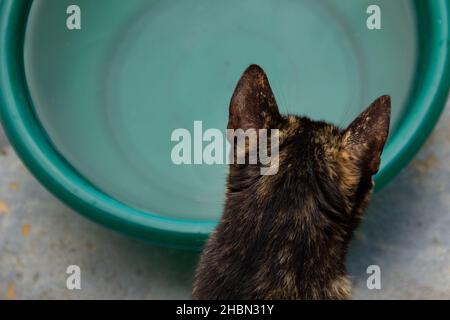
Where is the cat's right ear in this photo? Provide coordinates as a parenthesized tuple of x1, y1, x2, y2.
(228, 65, 282, 134)
(342, 95, 391, 175)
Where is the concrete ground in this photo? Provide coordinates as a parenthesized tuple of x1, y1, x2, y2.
(1, 100, 449, 300)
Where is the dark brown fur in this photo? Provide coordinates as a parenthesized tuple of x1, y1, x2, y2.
(192, 65, 391, 300)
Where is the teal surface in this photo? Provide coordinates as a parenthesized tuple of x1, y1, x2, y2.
(1, 0, 449, 249)
(24, 0, 416, 220)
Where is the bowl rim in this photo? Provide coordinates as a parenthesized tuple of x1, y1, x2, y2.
(1, 0, 449, 250)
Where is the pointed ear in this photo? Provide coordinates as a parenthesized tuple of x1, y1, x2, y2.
(228, 65, 282, 132)
(343, 95, 391, 174)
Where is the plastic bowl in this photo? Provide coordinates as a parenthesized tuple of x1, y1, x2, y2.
(1, 0, 449, 249)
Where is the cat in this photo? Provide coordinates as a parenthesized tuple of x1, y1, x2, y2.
(192, 64, 390, 300)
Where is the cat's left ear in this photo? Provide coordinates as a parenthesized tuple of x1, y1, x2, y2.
(228, 65, 282, 133)
(342, 95, 391, 175)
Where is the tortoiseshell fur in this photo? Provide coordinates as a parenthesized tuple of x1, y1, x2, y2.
(192, 65, 391, 300)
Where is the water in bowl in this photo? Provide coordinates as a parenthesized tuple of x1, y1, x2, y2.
(24, 0, 417, 221)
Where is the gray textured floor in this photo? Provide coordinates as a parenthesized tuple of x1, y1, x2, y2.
(1, 100, 449, 300)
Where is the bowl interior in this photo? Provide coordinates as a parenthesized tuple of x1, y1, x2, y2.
(24, 0, 417, 222)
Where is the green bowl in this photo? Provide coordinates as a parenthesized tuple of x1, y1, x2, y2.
(1, 0, 449, 250)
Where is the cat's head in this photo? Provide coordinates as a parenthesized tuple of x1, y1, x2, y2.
(227, 65, 391, 219)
